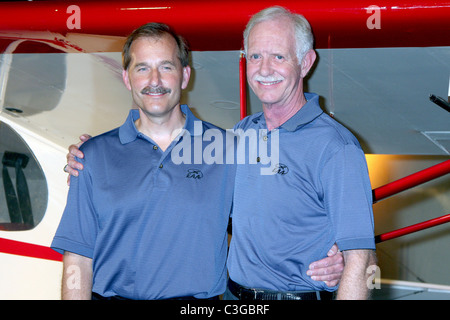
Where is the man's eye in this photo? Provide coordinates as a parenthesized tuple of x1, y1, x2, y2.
(275, 55, 284, 60)
(250, 54, 260, 60)
(160, 64, 174, 71)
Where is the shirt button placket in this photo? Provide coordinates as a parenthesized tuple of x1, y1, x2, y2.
(152, 145, 163, 169)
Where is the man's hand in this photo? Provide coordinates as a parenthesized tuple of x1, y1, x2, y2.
(65, 134, 91, 185)
(307, 243, 344, 287)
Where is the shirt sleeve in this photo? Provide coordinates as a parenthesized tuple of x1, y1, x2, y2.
(51, 155, 98, 258)
(321, 144, 376, 251)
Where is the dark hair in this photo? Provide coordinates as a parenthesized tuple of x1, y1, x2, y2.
(122, 22, 189, 70)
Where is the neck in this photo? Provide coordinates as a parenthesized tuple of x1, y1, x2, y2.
(135, 105, 186, 151)
(263, 94, 307, 131)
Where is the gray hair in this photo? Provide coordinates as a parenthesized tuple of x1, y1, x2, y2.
(243, 6, 314, 63)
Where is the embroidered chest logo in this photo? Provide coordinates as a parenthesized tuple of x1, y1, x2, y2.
(273, 163, 289, 175)
(186, 169, 203, 179)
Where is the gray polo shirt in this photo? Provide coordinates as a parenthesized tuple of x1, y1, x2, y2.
(52, 105, 236, 299)
(227, 93, 375, 292)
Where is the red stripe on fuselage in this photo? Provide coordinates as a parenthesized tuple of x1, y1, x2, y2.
(0, 237, 62, 262)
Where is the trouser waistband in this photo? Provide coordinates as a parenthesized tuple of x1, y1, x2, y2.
(227, 279, 334, 300)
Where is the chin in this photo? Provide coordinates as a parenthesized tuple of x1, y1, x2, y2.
(258, 95, 282, 106)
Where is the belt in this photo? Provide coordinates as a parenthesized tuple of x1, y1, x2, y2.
(228, 279, 334, 300)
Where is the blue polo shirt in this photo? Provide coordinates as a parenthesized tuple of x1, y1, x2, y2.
(52, 105, 236, 299)
(227, 93, 375, 292)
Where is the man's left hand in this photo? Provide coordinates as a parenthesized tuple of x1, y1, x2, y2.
(307, 243, 344, 287)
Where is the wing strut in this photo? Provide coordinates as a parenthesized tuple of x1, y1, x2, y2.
(373, 159, 450, 242)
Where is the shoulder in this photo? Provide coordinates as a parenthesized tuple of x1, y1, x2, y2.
(78, 127, 120, 156)
(200, 119, 226, 133)
(234, 112, 264, 130)
(306, 114, 366, 168)
(315, 113, 361, 149)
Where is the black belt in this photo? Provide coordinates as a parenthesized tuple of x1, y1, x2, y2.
(228, 279, 334, 300)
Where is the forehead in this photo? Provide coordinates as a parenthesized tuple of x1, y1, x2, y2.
(129, 34, 179, 63)
(248, 18, 296, 53)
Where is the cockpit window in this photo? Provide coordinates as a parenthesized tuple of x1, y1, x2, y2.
(0, 121, 47, 231)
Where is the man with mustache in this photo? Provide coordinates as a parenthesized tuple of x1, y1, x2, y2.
(224, 7, 376, 300)
(61, 19, 346, 299)
(52, 23, 238, 300)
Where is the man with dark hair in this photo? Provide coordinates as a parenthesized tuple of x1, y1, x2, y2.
(52, 23, 236, 300)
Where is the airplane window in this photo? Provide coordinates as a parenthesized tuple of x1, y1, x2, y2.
(0, 121, 47, 231)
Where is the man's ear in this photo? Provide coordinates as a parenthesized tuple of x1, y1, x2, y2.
(181, 65, 191, 90)
(300, 49, 317, 78)
(122, 69, 131, 91)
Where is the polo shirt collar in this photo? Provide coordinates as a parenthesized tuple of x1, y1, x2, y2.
(281, 93, 324, 132)
(181, 104, 203, 137)
(251, 93, 324, 132)
(119, 104, 202, 144)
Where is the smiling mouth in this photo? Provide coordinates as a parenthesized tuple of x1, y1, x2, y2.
(141, 86, 171, 95)
(254, 75, 284, 86)
(258, 80, 282, 86)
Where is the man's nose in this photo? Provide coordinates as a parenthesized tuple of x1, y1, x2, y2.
(148, 69, 161, 86)
(259, 57, 272, 76)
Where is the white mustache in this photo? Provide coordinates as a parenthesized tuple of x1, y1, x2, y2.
(254, 75, 285, 83)
(141, 86, 171, 95)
